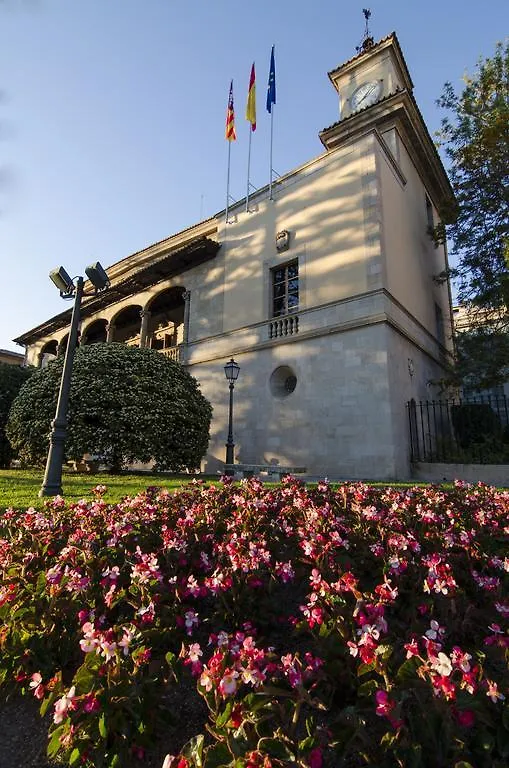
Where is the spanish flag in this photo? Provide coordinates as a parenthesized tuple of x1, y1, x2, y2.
(225, 80, 236, 141)
(245, 63, 256, 132)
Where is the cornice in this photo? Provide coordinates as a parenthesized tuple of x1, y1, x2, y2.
(319, 89, 454, 208)
(14, 236, 221, 346)
(327, 32, 414, 92)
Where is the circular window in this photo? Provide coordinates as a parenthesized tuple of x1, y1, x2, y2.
(270, 365, 297, 399)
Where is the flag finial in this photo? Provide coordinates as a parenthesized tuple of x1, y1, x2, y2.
(356, 9, 374, 54)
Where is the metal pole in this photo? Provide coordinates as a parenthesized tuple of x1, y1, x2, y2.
(39, 277, 84, 497)
(269, 107, 274, 200)
(246, 129, 252, 212)
(226, 141, 232, 224)
(225, 381, 235, 468)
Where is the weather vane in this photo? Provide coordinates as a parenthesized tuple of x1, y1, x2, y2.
(356, 8, 375, 54)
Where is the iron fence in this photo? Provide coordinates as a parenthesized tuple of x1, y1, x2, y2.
(407, 395, 509, 464)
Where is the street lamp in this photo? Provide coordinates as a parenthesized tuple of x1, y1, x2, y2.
(39, 262, 110, 497)
(224, 357, 240, 470)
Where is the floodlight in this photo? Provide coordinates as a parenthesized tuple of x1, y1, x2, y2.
(85, 261, 110, 291)
(49, 266, 74, 294)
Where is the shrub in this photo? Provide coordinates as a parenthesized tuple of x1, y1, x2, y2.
(451, 402, 503, 449)
(6, 343, 212, 471)
(0, 361, 33, 468)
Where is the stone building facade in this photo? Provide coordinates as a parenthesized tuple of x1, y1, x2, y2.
(14, 33, 454, 480)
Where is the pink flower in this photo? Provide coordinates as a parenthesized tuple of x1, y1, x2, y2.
(29, 672, 45, 700)
(53, 686, 76, 724)
(83, 694, 101, 713)
(307, 747, 323, 768)
(485, 680, 505, 703)
(375, 690, 395, 717)
(188, 643, 202, 663)
(219, 669, 239, 697)
(455, 709, 475, 728)
(199, 668, 214, 692)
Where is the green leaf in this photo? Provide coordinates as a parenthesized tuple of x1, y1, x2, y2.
(357, 662, 375, 677)
(47, 725, 66, 759)
(216, 700, 233, 728)
(257, 737, 296, 761)
(205, 742, 233, 768)
(165, 651, 177, 667)
(99, 713, 107, 739)
(298, 735, 316, 752)
(69, 747, 81, 766)
(380, 730, 398, 750)
(396, 657, 419, 683)
(454, 763, 475, 768)
(40, 692, 55, 718)
(182, 734, 205, 767)
(109, 755, 121, 768)
(357, 679, 378, 698)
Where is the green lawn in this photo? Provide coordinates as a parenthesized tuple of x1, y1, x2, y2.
(0, 469, 204, 510)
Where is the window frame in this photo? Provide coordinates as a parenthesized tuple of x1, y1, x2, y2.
(271, 260, 299, 318)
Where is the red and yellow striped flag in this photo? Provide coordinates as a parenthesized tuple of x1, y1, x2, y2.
(245, 63, 256, 131)
(225, 80, 236, 141)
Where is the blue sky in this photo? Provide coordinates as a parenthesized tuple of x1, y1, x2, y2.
(0, 0, 507, 352)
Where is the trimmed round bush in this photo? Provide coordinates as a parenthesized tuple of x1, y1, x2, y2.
(6, 343, 212, 471)
(0, 361, 33, 468)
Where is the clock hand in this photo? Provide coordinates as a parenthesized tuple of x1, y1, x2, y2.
(358, 84, 377, 107)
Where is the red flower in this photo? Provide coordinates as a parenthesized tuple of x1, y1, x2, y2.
(455, 709, 475, 728)
(308, 747, 323, 768)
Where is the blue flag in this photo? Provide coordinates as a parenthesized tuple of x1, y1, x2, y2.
(266, 45, 276, 113)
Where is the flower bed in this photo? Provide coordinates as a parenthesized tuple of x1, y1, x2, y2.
(0, 478, 508, 768)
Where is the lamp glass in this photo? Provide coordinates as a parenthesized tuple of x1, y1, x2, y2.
(85, 261, 110, 291)
(49, 266, 74, 294)
(224, 358, 240, 382)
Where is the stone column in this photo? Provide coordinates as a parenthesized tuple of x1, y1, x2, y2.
(106, 322, 115, 343)
(182, 291, 191, 345)
(140, 309, 151, 348)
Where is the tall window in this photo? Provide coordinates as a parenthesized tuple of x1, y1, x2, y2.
(272, 261, 299, 317)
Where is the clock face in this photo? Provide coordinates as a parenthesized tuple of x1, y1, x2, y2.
(351, 80, 382, 111)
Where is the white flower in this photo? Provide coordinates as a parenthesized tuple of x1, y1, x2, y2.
(432, 652, 452, 677)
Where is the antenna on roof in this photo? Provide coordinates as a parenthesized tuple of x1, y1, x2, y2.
(356, 8, 375, 54)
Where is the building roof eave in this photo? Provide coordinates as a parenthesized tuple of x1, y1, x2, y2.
(13, 236, 221, 346)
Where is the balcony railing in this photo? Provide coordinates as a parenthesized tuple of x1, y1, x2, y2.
(158, 345, 182, 362)
(269, 314, 299, 340)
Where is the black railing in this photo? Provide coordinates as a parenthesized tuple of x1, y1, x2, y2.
(407, 396, 509, 464)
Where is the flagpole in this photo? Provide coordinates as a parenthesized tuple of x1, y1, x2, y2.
(226, 140, 232, 224)
(246, 129, 252, 213)
(269, 106, 274, 201)
(267, 45, 276, 201)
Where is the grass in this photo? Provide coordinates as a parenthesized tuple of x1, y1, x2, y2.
(0, 469, 204, 510)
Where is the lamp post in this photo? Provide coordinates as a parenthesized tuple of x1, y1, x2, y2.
(224, 357, 240, 470)
(39, 262, 110, 497)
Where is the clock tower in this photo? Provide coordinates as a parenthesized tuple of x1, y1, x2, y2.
(327, 33, 413, 124)
(319, 32, 452, 211)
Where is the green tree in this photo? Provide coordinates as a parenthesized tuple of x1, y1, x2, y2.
(6, 343, 212, 471)
(435, 41, 509, 388)
(0, 361, 33, 467)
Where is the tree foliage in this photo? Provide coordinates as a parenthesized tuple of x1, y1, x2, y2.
(0, 361, 33, 468)
(6, 343, 212, 471)
(436, 40, 509, 310)
(434, 40, 509, 388)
